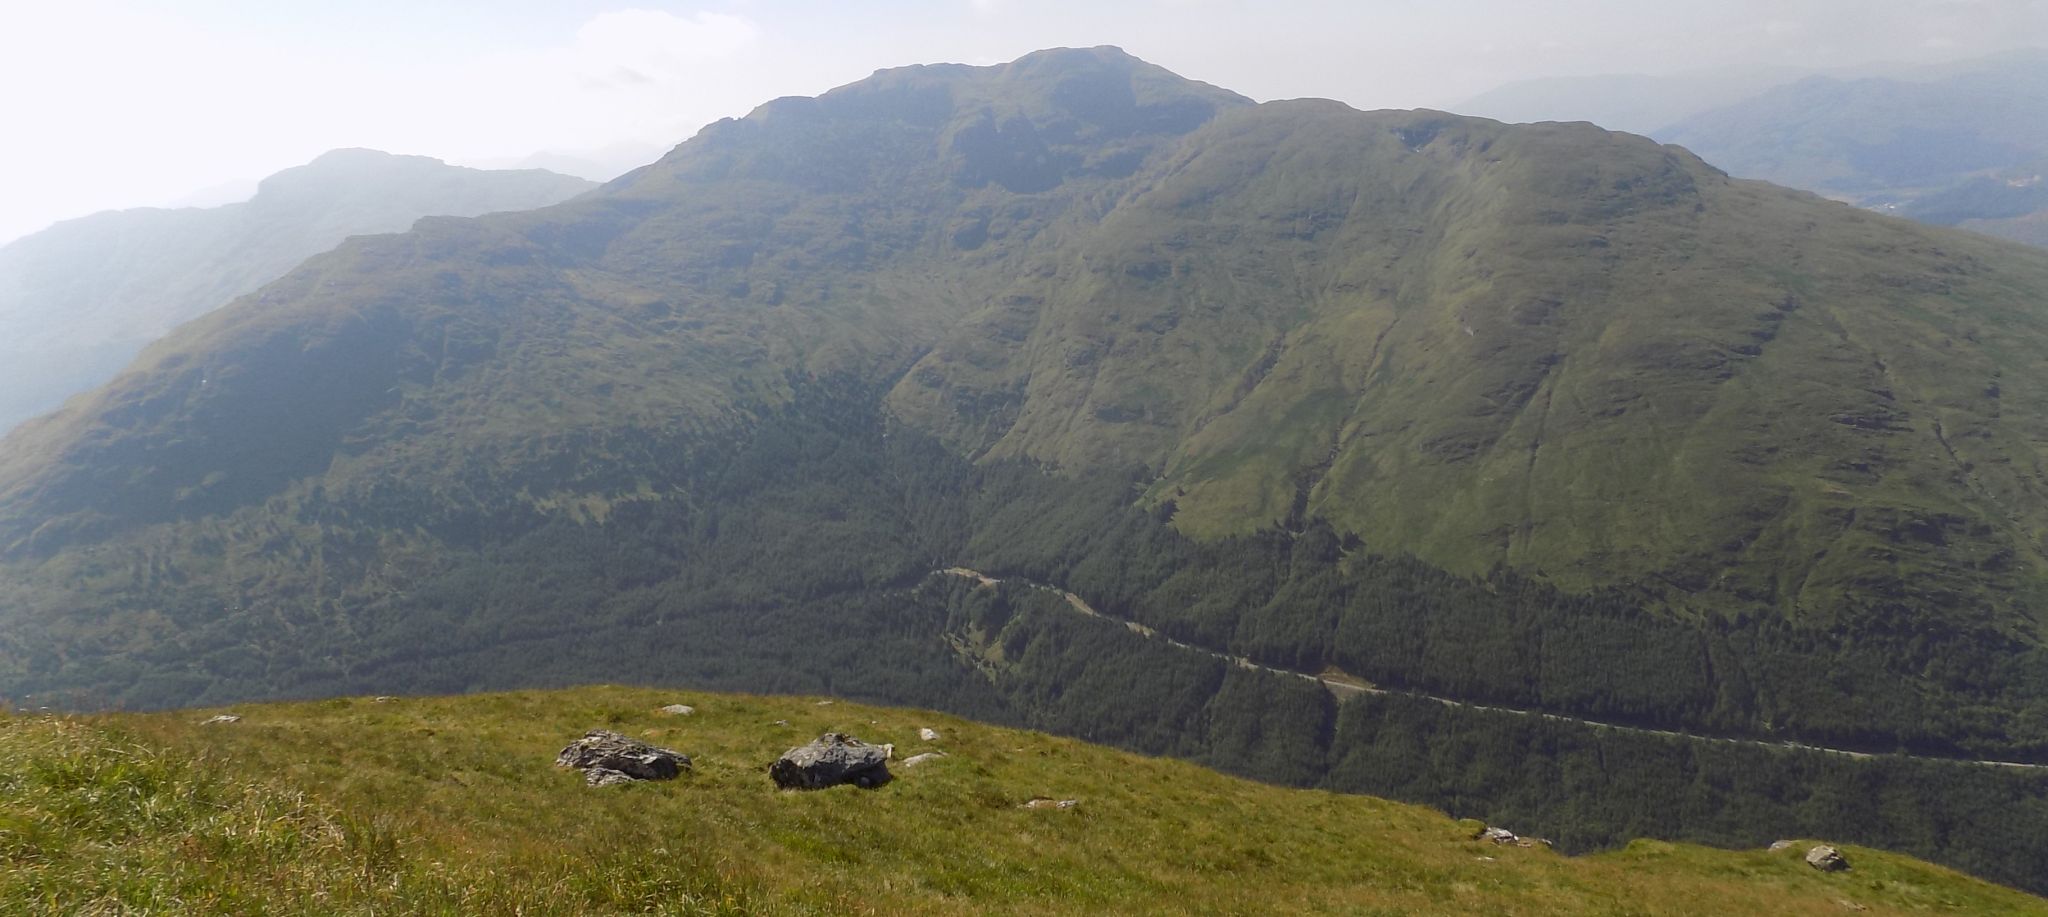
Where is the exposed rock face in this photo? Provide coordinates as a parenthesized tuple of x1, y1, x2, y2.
(1806, 845, 1850, 871)
(769, 733, 893, 789)
(556, 729, 691, 787)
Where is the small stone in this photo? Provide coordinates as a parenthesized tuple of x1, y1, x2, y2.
(201, 714, 242, 725)
(1806, 845, 1850, 872)
(815, 700, 834, 706)
(661, 704, 696, 716)
(373, 696, 398, 703)
(900, 752, 947, 768)
(1021, 797, 1079, 810)
(773, 719, 791, 727)
(918, 727, 941, 742)
(1479, 827, 1518, 845)
(1768, 839, 1796, 851)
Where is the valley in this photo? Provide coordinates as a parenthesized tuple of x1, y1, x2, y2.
(3, 45, 2048, 904)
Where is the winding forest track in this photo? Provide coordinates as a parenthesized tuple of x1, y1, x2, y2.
(937, 568, 2048, 772)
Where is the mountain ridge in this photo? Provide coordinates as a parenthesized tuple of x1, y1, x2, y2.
(0, 149, 595, 434)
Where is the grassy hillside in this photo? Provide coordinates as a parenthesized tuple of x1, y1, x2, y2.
(4, 687, 2041, 915)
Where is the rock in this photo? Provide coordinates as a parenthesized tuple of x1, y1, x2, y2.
(373, 696, 398, 703)
(1479, 827, 1518, 845)
(900, 752, 947, 768)
(1021, 797, 1078, 810)
(815, 700, 834, 706)
(1806, 845, 1850, 872)
(769, 733, 893, 789)
(773, 719, 791, 727)
(200, 714, 241, 725)
(1514, 837, 1554, 849)
(1768, 839, 1796, 851)
(555, 729, 691, 787)
(661, 704, 695, 716)
(918, 727, 941, 742)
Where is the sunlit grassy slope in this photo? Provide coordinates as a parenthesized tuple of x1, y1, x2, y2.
(3, 686, 2041, 915)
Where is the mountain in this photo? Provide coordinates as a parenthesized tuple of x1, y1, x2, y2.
(1454, 66, 1807, 136)
(1658, 50, 2048, 245)
(7, 687, 2041, 915)
(0, 149, 595, 433)
(5, 46, 2048, 893)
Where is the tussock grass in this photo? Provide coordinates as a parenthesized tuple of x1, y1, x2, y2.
(4, 687, 2041, 915)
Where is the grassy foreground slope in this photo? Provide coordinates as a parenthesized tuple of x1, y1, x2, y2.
(3, 687, 2040, 916)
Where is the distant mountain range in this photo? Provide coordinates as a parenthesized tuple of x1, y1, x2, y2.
(1462, 50, 2048, 248)
(0, 149, 594, 433)
(5, 47, 2048, 895)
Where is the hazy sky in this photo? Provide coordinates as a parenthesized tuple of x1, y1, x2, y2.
(3, 0, 2045, 245)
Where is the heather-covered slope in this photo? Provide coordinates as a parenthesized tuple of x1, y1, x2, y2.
(0, 149, 593, 433)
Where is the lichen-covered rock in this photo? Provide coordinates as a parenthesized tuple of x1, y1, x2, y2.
(555, 729, 691, 787)
(1806, 845, 1850, 871)
(769, 733, 893, 789)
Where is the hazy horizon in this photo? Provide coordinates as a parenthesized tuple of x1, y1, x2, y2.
(3, 0, 2045, 246)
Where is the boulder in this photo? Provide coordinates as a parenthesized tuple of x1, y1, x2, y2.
(919, 727, 942, 742)
(900, 752, 947, 768)
(1768, 839, 1796, 851)
(770, 733, 893, 789)
(1479, 827, 1518, 845)
(556, 729, 691, 787)
(661, 704, 696, 716)
(1806, 845, 1850, 872)
(200, 714, 241, 725)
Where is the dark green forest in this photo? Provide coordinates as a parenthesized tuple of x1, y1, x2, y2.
(5, 377, 2047, 894)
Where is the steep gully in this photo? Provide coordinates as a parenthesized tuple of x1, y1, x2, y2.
(937, 568, 2048, 772)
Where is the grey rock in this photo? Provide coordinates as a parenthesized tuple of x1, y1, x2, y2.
(201, 714, 242, 725)
(900, 752, 947, 768)
(555, 729, 690, 787)
(373, 696, 398, 703)
(1479, 827, 1518, 845)
(1768, 839, 1796, 851)
(661, 704, 695, 716)
(769, 733, 893, 789)
(1021, 797, 1079, 810)
(918, 727, 941, 742)
(1806, 844, 1850, 872)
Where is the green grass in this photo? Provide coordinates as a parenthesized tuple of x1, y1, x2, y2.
(3, 686, 2041, 915)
